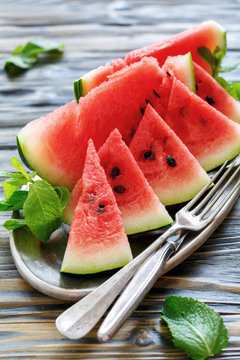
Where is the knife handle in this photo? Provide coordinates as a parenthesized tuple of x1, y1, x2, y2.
(97, 241, 175, 342)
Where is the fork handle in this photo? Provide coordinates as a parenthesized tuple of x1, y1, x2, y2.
(97, 241, 176, 342)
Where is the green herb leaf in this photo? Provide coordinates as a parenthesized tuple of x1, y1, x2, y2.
(23, 180, 62, 242)
(215, 76, 240, 101)
(161, 295, 228, 360)
(197, 46, 225, 77)
(3, 218, 27, 230)
(219, 60, 240, 73)
(5, 38, 64, 75)
(3, 181, 19, 199)
(0, 191, 28, 211)
(54, 186, 70, 210)
(11, 157, 32, 182)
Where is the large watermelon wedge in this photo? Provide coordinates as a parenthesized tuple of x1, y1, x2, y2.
(98, 129, 173, 234)
(17, 57, 169, 190)
(61, 139, 133, 275)
(76, 20, 226, 97)
(165, 78, 240, 171)
(129, 105, 210, 205)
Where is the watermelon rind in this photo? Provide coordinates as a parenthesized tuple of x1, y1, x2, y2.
(61, 240, 133, 274)
(73, 78, 84, 103)
(16, 135, 33, 170)
(163, 52, 196, 93)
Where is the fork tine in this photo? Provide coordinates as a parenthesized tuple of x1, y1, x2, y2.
(206, 177, 240, 223)
(183, 160, 228, 212)
(192, 160, 237, 215)
(199, 164, 240, 219)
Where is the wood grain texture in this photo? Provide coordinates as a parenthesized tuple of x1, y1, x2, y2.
(0, 0, 240, 358)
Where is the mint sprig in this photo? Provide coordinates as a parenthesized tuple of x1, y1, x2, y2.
(4, 38, 64, 76)
(161, 295, 229, 360)
(197, 46, 240, 101)
(0, 157, 70, 242)
(197, 46, 225, 77)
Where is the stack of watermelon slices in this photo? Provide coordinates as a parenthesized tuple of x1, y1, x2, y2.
(17, 21, 240, 274)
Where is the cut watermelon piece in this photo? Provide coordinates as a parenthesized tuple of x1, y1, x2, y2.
(75, 20, 226, 97)
(17, 57, 169, 190)
(129, 105, 210, 205)
(194, 62, 240, 124)
(126, 20, 226, 73)
(98, 129, 173, 234)
(165, 78, 240, 171)
(163, 52, 196, 92)
(61, 140, 133, 275)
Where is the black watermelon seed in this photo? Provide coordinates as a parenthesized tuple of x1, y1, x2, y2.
(140, 107, 145, 115)
(144, 151, 155, 160)
(145, 99, 153, 106)
(166, 71, 171, 77)
(110, 167, 120, 179)
(153, 89, 160, 98)
(205, 96, 215, 105)
(166, 155, 176, 167)
(113, 185, 126, 194)
(97, 204, 105, 214)
(196, 84, 198, 91)
(163, 136, 168, 144)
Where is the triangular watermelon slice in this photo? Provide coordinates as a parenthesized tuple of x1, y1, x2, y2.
(17, 57, 169, 190)
(98, 129, 173, 235)
(61, 140, 133, 274)
(129, 105, 210, 205)
(165, 78, 240, 171)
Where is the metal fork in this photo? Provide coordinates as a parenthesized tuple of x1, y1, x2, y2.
(56, 160, 240, 340)
(97, 160, 240, 342)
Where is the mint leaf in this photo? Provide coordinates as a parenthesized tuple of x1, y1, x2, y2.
(11, 157, 32, 182)
(161, 295, 228, 360)
(3, 219, 27, 230)
(219, 60, 240, 73)
(23, 180, 62, 242)
(197, 46, 225, 77)
(3, 181, 19, 199)
(215, 76, 240, 101)
(54, 186, 70, 210)
(0, 191, 28, 211)
(5, 38, 64, 76)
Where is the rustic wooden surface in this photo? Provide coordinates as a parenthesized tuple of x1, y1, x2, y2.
(1, 0, 240, 358)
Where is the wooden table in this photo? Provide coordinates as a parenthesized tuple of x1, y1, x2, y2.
(1, 0, 240, 358)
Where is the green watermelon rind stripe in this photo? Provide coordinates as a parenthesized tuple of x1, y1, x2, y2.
(16, 135, 33, 171)
(73, 78, 84, 104)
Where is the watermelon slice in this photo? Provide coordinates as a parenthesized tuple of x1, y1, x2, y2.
(77, 20, 226, 97)
(61, 140, 133, 275)
(194, 62, 240, 124)
(163, 52, 196, 92)
(98, 129, 173, 234)
(129, 105, 210, 205)
(165, 78, 240, 171)
(17, 57, 169, 190)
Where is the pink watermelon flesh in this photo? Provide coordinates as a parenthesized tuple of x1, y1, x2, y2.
(165, 78, 240, 171)
(98, 129, 173, 234)
(129, 105, 210, 205)
(17, 57, 169, 190)
(126, 20, 225, 73)
(78, 20, 226, 96)
(194, 62, 240, 124)
(61, 140, 133, 275)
